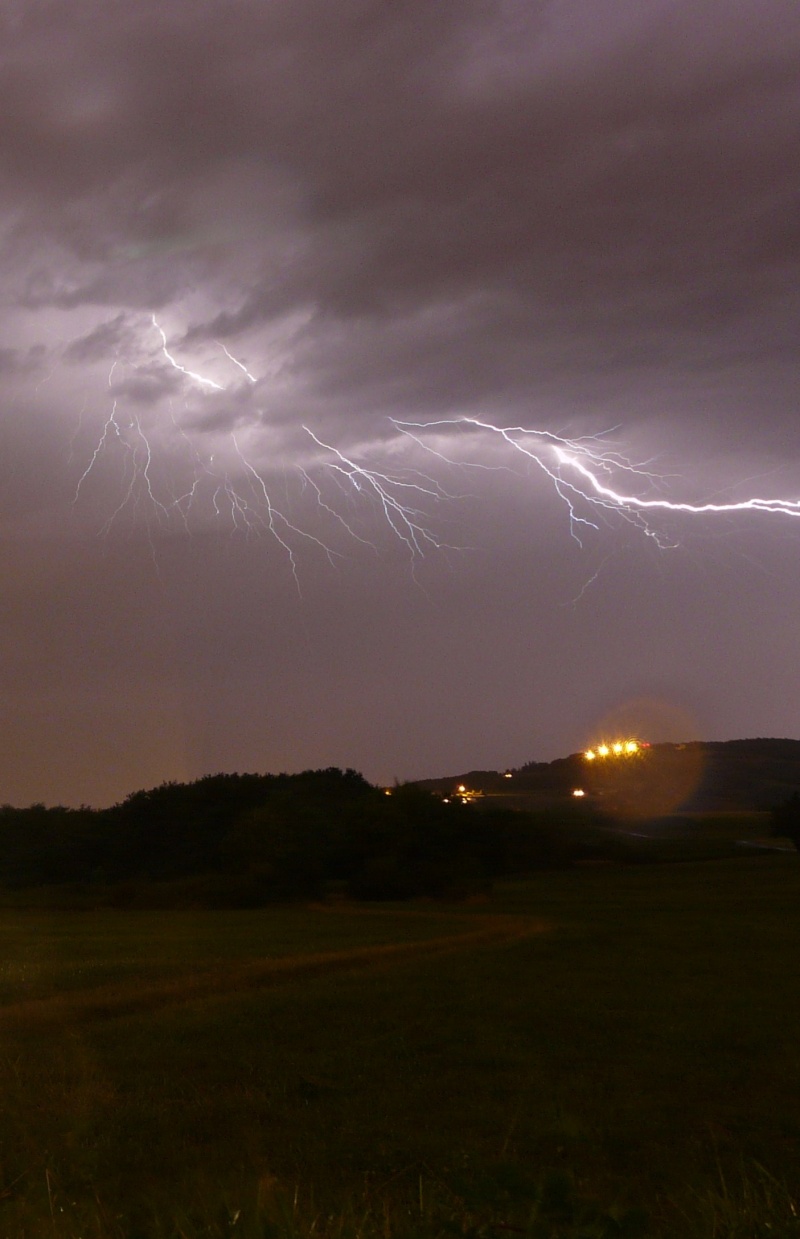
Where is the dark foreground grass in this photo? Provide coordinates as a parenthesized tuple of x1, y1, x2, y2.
(0, 858, 798, 1235)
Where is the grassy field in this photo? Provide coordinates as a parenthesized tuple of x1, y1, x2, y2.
(0, 857, 799, 1236)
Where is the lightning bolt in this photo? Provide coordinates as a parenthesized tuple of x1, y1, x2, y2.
(73, 397, 126, 505)
(231, 434, 345, 585)
(391, 416, 668, 547)
(297, 466, 377, 551)
(390, 416, 800, 550)
(555, 446, 800, 520)
(152, 315, 224, 390)
(303, 427, 462, 559)
(70, 307, 800, 594)
(71, 326, 364, 589)
(217, 341, 257, 383)
(73, 313, 471, 573)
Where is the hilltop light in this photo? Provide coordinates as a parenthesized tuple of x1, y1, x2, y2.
(572, 788, 586, 797)
(452, 783, 483, 805)
(583, 738, 645, 760)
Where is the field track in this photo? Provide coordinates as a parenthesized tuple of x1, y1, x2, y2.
(0, 912, 549, 1029)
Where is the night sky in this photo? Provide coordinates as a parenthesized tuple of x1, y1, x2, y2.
(2, 0, 799, 807)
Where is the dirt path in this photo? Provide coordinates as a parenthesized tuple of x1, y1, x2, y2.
(0, 914, 550, 1029)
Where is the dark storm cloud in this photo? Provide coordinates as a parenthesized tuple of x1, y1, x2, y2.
(0, 343, 44, 374)
(2, 0, 797, 455)
(107, 364, 185, 405)
(4, 1, 798, 389)
(63, 313, 133, 363)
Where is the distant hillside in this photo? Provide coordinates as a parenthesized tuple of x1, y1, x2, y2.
(413, 738, 800, 816)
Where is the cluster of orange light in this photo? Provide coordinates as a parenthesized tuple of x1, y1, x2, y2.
(444, 784, 478, 804)
(584, 739, 642, 760)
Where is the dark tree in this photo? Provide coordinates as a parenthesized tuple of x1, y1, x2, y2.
(771, 792, 800, 851)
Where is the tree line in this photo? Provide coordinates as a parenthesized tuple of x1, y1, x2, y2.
(0, 769, 611, 904)
(2, 769, 796, 905)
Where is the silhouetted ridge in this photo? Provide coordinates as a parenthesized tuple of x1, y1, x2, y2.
(1, 740, 798, 904)
(416, 739, 800, 812)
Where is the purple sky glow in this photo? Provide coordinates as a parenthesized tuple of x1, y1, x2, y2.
(2, 0, 799, 805)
